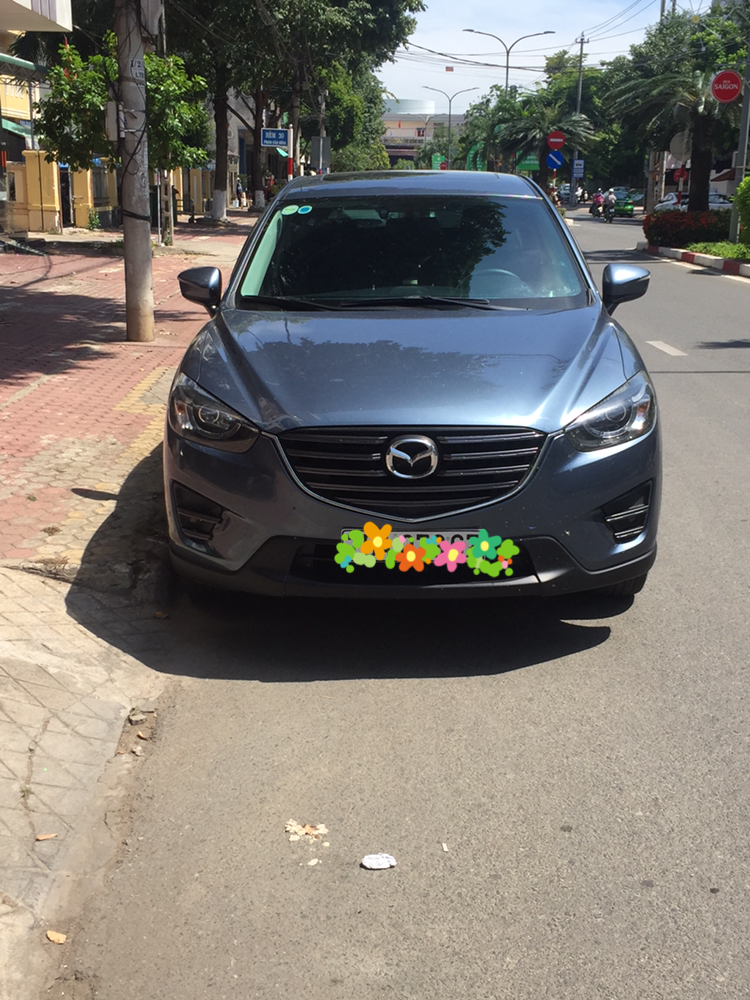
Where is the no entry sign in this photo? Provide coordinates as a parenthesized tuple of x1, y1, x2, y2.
(711, 70, 743, 103)
(547, 130, 565, 150)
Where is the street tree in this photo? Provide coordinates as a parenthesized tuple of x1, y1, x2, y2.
(608, 11, 746, 211)
(493, 96, 596, 189)
(460, 88, 519, 172)
(34, 37, 209, 174)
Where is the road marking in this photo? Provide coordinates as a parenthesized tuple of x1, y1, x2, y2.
(646, 340, 687, 356)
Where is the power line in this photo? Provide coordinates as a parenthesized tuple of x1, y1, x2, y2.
(582, 0, 655, 36)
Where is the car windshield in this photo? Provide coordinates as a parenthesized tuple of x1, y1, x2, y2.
(237, 194, 588, 310)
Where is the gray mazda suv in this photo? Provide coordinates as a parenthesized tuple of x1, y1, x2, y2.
(165, 171, 660, 598)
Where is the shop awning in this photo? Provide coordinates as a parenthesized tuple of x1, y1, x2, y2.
(2, 117, 33, 137)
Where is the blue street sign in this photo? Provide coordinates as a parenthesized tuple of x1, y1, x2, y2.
(572, 158, 585, 178)
(546, 150, 565, 169)
(261, 128, 290, 147)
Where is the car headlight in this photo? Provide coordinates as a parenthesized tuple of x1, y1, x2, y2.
(168, 373, 259, 452)
(565, 372, 656, 451)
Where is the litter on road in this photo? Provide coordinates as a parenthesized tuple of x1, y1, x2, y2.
(361, 853, 397, 870)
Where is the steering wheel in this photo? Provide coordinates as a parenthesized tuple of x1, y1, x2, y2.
(468, 268, 533, 298)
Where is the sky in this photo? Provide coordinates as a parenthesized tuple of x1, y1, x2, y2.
(376, 0, 714, 113)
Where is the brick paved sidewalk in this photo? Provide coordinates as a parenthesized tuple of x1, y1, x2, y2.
(0, 223, 252, 998)
(0, 223, 252, 578)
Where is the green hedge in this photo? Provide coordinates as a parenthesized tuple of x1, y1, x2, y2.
(643, 209, 731, 248)
(734, 176, 750, 244)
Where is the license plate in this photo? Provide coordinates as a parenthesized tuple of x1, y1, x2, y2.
(343, 528, 480, 544)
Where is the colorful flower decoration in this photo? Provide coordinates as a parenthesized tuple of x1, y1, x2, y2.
(361, 521, 393, 560)
(418, 536, 441, 563)
(395, 543, 426, 572)
(469, 529, 503, 561)
(338, 525, 518, 576)
(335, 541, 356, 573)
(433, 539, 467, 573)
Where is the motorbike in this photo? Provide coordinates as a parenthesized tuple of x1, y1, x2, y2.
(589, 202, 603, 218)
(603, 202, 615, 223)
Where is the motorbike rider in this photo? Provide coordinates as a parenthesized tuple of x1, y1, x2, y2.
(603, 188, 617, 220)
(590, 188, 604, 217)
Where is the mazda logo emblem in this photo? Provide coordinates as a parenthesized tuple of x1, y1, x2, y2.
(385, 435, 439, 479)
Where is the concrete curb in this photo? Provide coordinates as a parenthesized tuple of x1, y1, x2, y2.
(636, 240, 750, 278)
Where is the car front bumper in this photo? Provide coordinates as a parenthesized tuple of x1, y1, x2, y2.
(164, 422, 661, 598)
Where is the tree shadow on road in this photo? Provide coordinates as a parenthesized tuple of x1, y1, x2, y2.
(63, 448, 632, 683)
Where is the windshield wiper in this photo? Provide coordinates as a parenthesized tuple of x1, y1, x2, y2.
(238, 294, 340, 311)
(337, 295, 529, 312)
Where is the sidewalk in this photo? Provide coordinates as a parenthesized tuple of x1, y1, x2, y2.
(0, 217, 254, 999)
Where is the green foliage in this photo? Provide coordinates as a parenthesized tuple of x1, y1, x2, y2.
(544, 50, 581, 81)
(607, 11, 745, 209)
(34, 42, 111, 170)
(325, 75, 366, 149)
(643, 209, 731, 248)
(415, 124, 453, 168)
(331, 139, 390, 171)
(143, 54, 210, 169)
(684, 240, 750, 259)
(393, 158, 415, 170)
(88, 208, 102, 230)
(493, 97, 597, 188)
(733, 175, 750, 244)
(34, 36, 209, 171)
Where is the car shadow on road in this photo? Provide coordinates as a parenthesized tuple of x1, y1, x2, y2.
(64, 447, 630, 682)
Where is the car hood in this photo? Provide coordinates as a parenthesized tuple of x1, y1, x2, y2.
(186, 305, 629, 434)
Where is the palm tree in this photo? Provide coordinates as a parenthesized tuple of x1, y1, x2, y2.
(610, 68, 741, 212)
(493, 97, 596, 190)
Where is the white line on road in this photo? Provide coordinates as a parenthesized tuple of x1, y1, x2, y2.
(646, 340, 688, 356)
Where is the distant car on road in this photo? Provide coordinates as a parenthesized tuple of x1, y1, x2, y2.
(612, 189, 635, 217)
(166, 170, 660, 600)
(653, 191, 732, 213)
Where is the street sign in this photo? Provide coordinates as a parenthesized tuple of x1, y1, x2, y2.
(261, 128, 290, 147)
(517, 155, 539, 172)
(547, 130, 565, 150)
(572, 159, 585, 178)
(674, 166, 689, 181)
(547, 150, 565, 169)
(432, 153, 446, 170)
(711, 70, 742, 103)
(311, 136, 331, 170)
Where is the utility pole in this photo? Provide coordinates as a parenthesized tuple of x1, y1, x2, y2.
(729, 26, 750, 242)
(115, 0, 154, 342)
(570, 34, 587, 206)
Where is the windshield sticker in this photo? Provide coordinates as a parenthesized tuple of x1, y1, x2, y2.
(281, 205, 299, 215)
(298, 205, 312, 215)
(336, 522, 519, 577)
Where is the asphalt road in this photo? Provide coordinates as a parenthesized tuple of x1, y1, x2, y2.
(55, 208, 750, 1000)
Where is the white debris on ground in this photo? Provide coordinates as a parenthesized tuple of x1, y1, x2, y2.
(361, 853, 397, 870)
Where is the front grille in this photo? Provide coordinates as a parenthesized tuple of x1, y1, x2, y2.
(601, 482, 653, 541)
(277, 427, 546, 520)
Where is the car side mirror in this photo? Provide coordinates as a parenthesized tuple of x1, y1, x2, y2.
(602, 263, 650, 315)
(178, 267, 222, 315)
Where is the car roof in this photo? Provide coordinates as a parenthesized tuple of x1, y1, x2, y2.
(277, 170, 543, 200)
